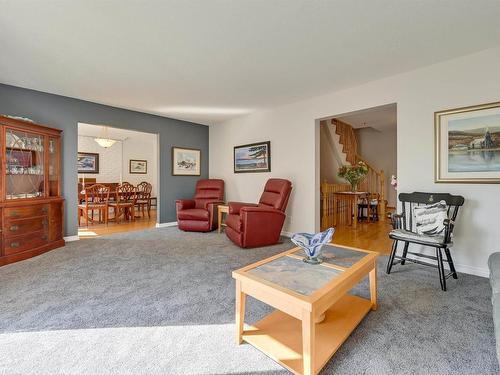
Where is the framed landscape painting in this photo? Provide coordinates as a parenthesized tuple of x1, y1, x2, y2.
(77, 152, 99, 174)
(172, 147, 201, 176)
(435, 101, 500, 183)
(129, 159, 147, 174)
(234, 141, 271, 173)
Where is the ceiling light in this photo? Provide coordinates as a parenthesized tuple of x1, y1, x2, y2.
(94, 126, 117, 148)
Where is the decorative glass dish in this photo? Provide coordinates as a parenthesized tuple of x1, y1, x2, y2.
(291, 228, 335, 264)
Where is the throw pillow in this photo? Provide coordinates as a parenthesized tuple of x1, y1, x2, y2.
(413, 200, 448, 236)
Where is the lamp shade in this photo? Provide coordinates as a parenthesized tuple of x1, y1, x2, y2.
(94, 138, 116, 148)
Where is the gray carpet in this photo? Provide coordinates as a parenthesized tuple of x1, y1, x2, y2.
(0, 227, 497, 375)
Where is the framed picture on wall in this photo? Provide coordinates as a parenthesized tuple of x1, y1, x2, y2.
(435, 101, 500, 183)
(77, 152, 99, 174)
(234, 141, 271, 173)
(129, 159, 147, 174)
(172, 147, 201, 176)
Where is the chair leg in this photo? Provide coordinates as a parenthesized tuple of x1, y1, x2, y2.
(436, 247, 446, 291)
(386, 240, 398, 274)
(444, 247, 458, 279)
(400, 242, 410, 265)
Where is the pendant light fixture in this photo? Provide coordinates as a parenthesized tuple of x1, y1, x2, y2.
(94, 126, 117, 148)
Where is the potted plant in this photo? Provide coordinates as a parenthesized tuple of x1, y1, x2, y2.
(338, 161, 368, 192)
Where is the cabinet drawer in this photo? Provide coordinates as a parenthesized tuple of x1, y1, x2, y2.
(5, 205, 49, 220)
(4, 217, 48, 237)
(4, 231, 49, 256)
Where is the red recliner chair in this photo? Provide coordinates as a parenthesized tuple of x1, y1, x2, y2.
(176, 179, 225, 232)
(225, 178, 292, 248)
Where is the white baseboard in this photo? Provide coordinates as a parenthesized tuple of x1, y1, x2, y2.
(281, 230, 292, 238)
(455, 263, 489, 278)
(156, 221, 178, 228)
(64, 235, 80, 242)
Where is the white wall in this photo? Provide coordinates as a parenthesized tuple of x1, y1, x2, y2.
(122, 133, 158, 196)
(78, 136, 122, 182)
(78, 132, 158, 196)
(210, 45, 500, 277)
(355, 127, 397, 207)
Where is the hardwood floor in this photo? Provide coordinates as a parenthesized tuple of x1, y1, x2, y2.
(331, 216, 393, 255)
(78, 209, 157, 238)
(77, 206, 392, 254)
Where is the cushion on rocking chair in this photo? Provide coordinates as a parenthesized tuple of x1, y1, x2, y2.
(389, 229, 449, 246)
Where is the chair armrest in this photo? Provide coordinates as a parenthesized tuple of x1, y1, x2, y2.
(391, 213, 404, 229)
(239, 207, 286, 247)
(176, 199, 195, 211)
(228, 201, 258, 214)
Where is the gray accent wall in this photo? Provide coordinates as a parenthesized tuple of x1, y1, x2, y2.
(0, 83, 209, 236)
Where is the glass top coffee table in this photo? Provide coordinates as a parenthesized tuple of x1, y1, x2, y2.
(232, 244, 378, 375)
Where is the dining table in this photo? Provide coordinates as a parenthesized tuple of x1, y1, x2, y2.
(332, 191, 368, 229)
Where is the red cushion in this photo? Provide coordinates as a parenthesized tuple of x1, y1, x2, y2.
(194, 179, 224, 209)
(258, 179, 292, 211)
(225, 213, 242, 232)
(178, 220, 210, 232)
(177, 208, 209, 221)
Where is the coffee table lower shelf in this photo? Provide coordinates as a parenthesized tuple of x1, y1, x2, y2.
(242, 294, 371, 375)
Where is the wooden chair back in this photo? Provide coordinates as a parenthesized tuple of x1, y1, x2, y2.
(83, 184, 110, 205)
(116, 182, 136, 203)
(397, 192, 465, 233)
(137, 181, 152, 200)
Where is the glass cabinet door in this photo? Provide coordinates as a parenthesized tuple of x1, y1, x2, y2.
(48, 136, 60, 196)
(5, 128, 45, 199)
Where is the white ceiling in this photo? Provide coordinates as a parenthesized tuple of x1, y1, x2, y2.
(2, 1, 500, 125)
(78, 123, 156, 141)
(335, 103, 397, 132)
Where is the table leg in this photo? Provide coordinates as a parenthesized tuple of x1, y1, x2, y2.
(333, 197, 337, 227)
(353, 198, 358, 229)
(235, 280, 246, 344)
(369, 265, 377, 311)
(218, 209, 223, 234)
(302, 310, 315, 375)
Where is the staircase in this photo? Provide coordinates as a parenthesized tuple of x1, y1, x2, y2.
(321, 119, 386, 229)
(333, 119, 358, 165)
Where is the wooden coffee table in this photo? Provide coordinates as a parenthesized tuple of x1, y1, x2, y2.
(232, 244, 378, 375)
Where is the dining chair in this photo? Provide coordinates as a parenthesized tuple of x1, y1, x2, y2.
(136, 181, 152, 218)
(78, 184, 110, 227)
(108, 183, 136, 224)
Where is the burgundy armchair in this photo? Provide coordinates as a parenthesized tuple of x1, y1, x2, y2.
(225, 178, 292, 248)
(176, 179, 225, 232)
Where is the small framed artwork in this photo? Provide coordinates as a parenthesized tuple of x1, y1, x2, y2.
(77, 152, 99, 174)
(172, 147, 201, 176)
(234, 141, 271, 173)
(435, 101, 500, 183)
(129, 159, 147, 174)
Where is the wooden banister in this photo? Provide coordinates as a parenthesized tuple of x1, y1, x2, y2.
(321, 120, 387, 228)
(332, 119, 357, 165)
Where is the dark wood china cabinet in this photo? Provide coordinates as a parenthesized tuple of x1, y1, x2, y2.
(0, 115, 64, 266)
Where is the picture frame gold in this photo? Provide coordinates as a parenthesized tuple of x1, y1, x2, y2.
(435, 101, 500, 183)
